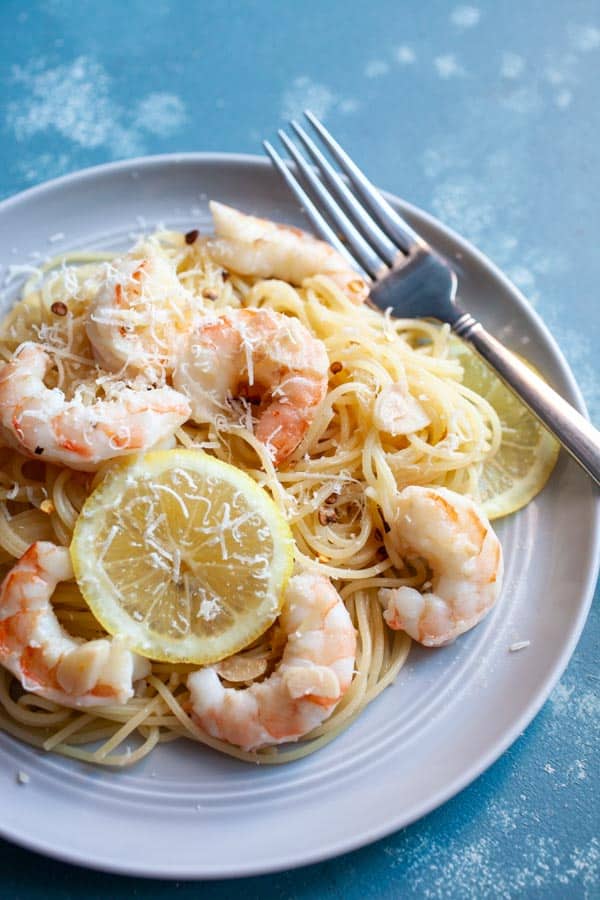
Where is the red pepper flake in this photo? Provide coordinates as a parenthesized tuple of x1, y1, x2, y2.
(50, 301, 68, 316)
(348, 278, 366, 294)
(34, 446, 44, 455)
(237, 383, 262, 405)
(221, 269, 230, 281)
(318, 507, 338, 526)
(330, 361, 343, 375)
(324, 492, 339, 506)
(185, 229, 199, 245)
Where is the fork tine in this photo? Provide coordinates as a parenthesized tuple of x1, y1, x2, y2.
(304, 110, 423, 253)
(262, 141, 365, 274)
(277, 130, 384, 279)
(290, 120, 398, 267)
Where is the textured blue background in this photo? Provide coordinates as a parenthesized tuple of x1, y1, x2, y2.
(1, 0, 599, 896)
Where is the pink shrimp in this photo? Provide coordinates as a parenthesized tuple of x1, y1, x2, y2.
(187, 573, 356, 751)
(0, 344, 190, 471)
(173, 307, 329, 465)
(379, 486, 503, 646)
(86, 246, 193, 378)
(0, 542, 150, 707)
(207, 201, 369, 303)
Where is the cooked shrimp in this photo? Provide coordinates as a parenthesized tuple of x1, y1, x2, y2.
(187, 572, 356, 751)
(379, 486, 503, 646)
(86, 245, 193, 378)
(0, 343, 190, 472)
(173, 307, 329, 465)
(0, 542, 150, 707)
(207, 201, 369, 303)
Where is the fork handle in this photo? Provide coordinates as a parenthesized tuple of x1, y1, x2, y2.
(453, 313, 600, 487)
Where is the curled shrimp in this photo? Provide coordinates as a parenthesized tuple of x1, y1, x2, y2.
(173, 307, 329, 465)
(188, 572, 356, 751)
(207, 201, 369, 303)
(0, 343, 190, 471)
(0, 542, 150, 708)
(86, 245, 193, 378)
(379, 486, 503, 646)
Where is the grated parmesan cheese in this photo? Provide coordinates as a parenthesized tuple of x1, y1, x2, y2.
(198, 598, 221, 621)
(509, 640, 531, 652)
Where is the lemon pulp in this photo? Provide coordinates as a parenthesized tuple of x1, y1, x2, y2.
(71, 449, 294, 664)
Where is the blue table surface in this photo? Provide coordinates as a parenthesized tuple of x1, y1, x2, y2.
(1, 0, 599, 896)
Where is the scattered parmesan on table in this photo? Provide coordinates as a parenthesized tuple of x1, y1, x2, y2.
(509, 640, 531, 652)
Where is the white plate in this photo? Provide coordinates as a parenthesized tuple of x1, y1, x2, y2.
(0, 154, 598, 879)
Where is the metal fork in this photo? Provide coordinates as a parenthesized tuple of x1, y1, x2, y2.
(264, 111, 600, 487)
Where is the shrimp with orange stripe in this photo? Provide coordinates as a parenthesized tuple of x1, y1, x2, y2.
(188, 572, 356, 750)
(0, 541, 150, 708)
(0, 343, 190, 471)
(174, 306, 329, 466)
(207, 201, 369, 303)
(379, 486, 503, 647)
(85, 243, 194, 379)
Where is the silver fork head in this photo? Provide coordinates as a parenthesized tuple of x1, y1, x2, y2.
(264, 111, 460, 325)
(264, 115, 600, 488)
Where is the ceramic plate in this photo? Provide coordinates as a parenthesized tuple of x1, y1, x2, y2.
(0, 154, 598, 878)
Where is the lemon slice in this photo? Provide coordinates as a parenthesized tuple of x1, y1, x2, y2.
(71, 449, 294, 664)
(451, 340, 560, 519)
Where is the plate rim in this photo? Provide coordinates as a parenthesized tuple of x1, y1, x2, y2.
(0, 152, 598, 879)
(1, 149, 591, 416)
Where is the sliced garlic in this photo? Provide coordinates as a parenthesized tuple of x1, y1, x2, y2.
(374, 383, 430, 435)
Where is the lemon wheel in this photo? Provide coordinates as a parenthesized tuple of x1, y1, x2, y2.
(71, 449, 294, 664)
(453, 340, 560, 519)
